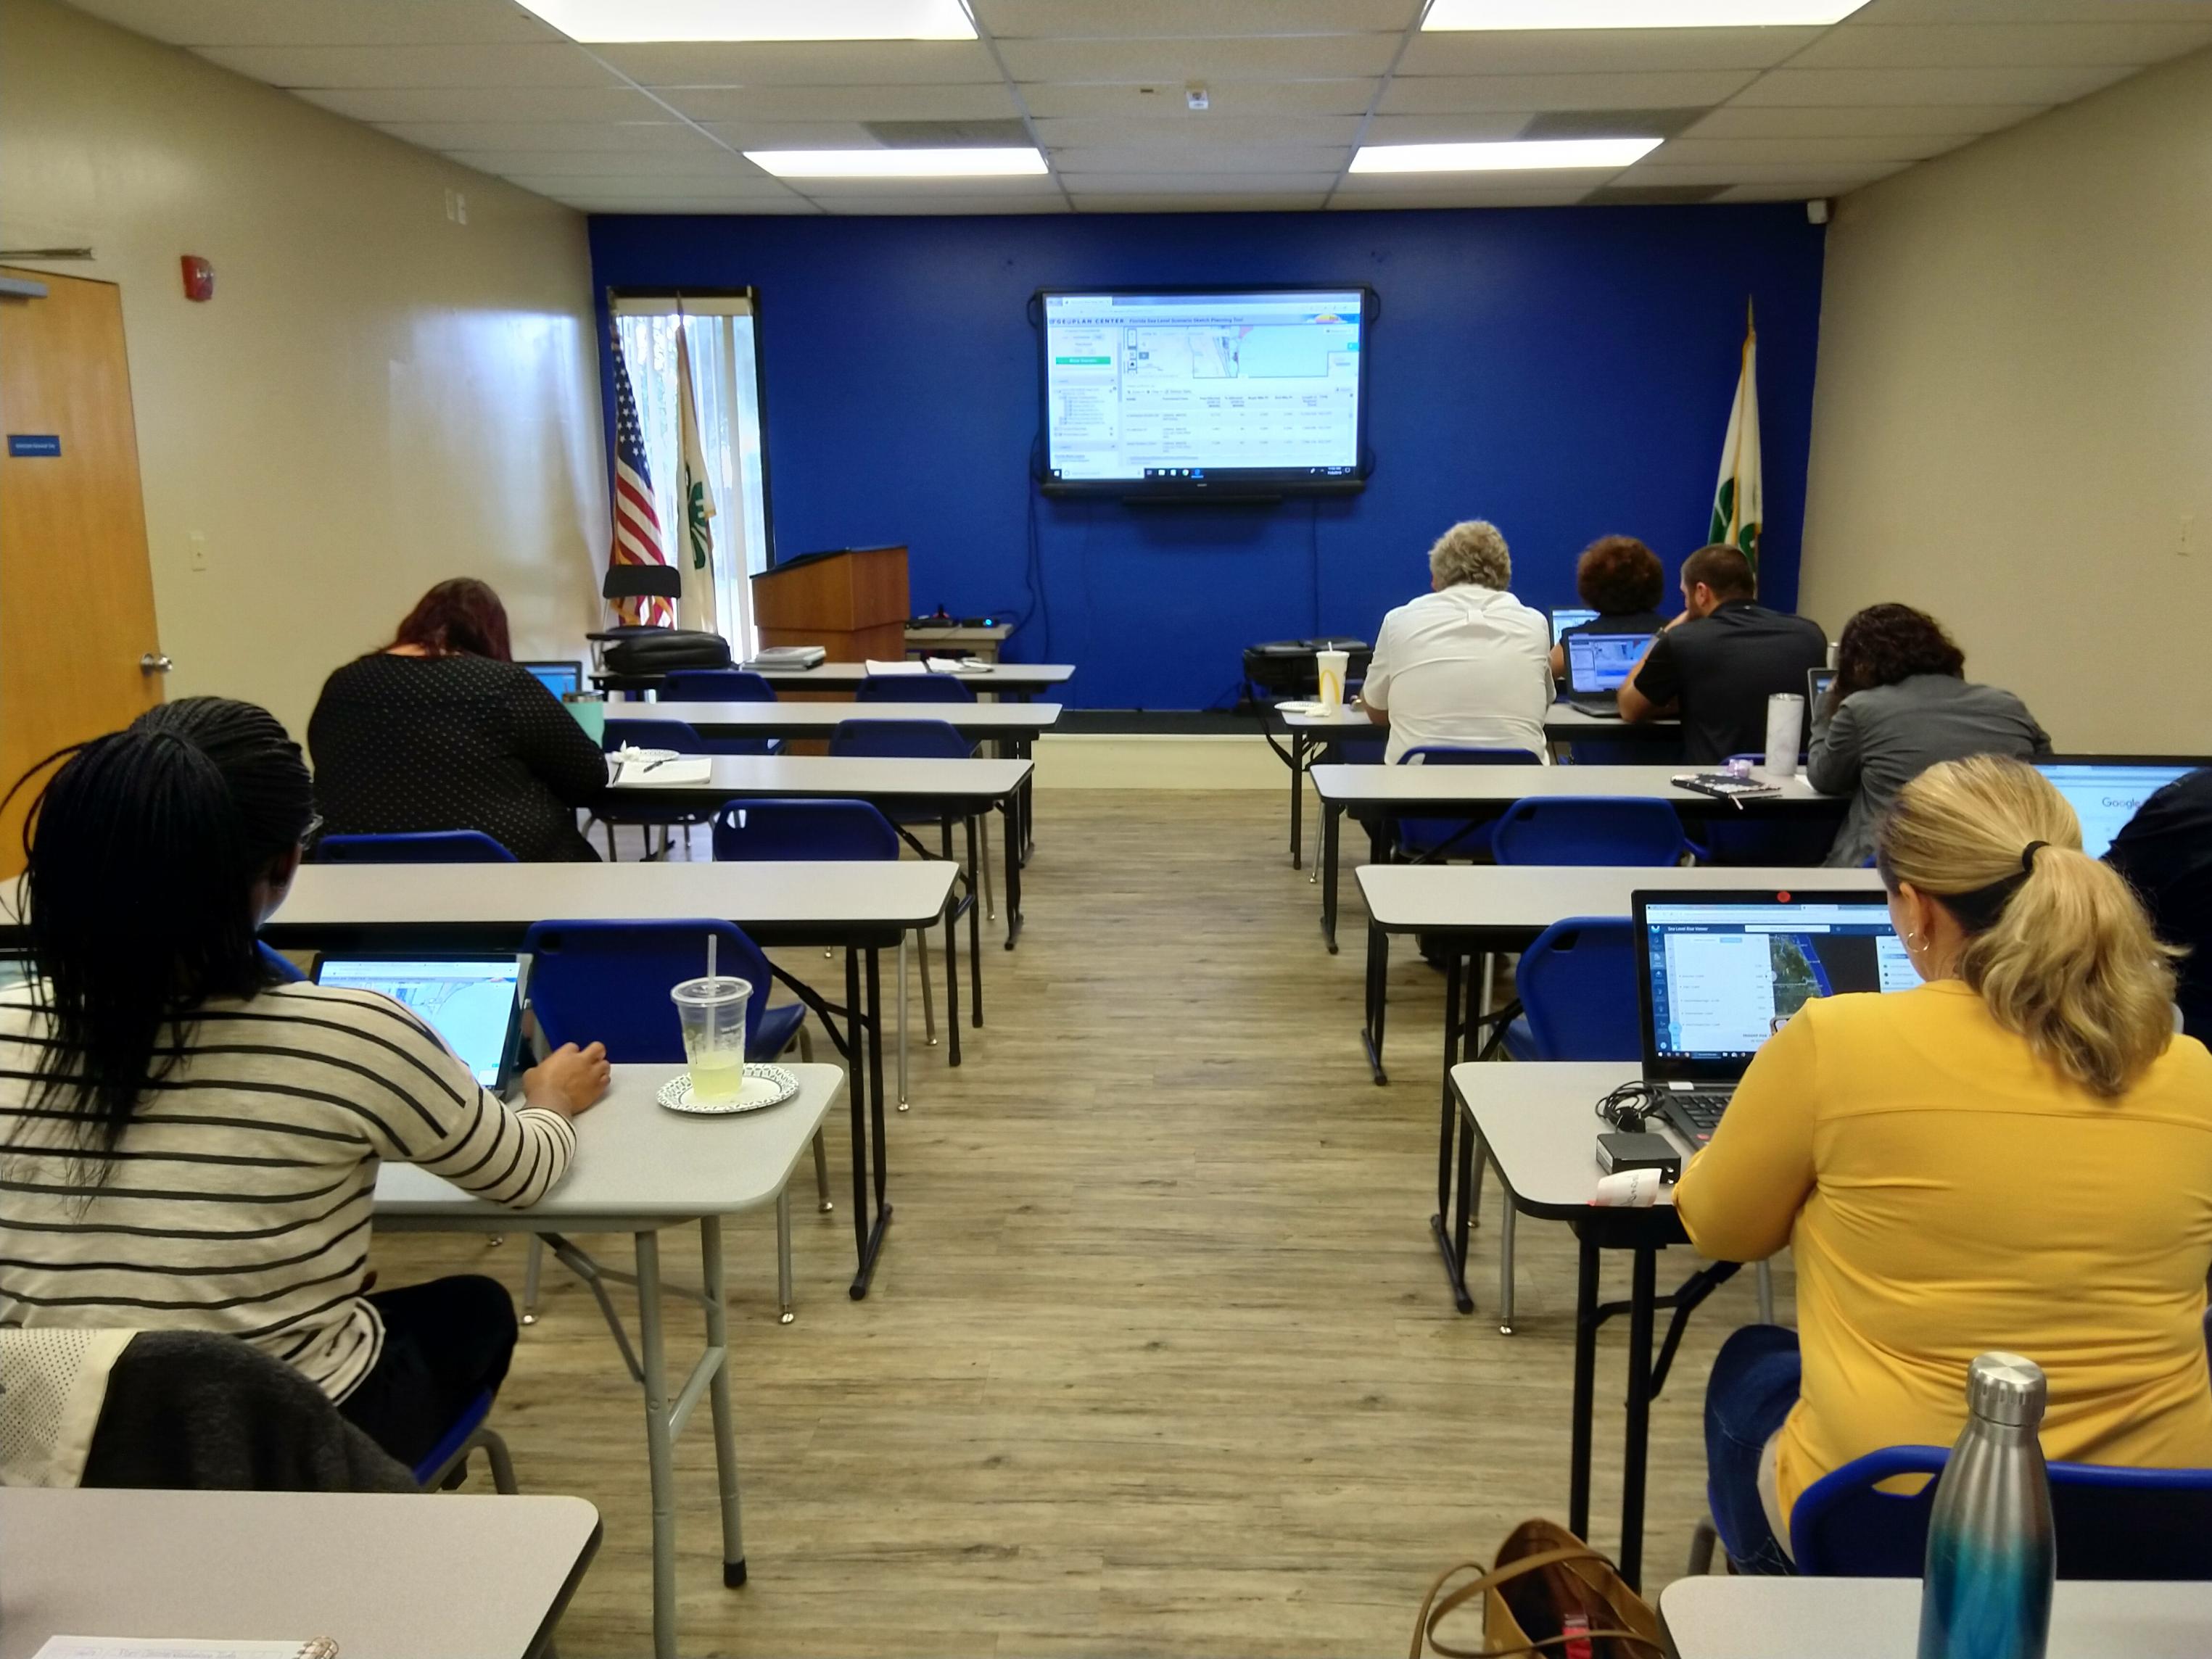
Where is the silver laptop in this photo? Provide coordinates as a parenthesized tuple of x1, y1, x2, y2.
(313, 953, 527, 1093)
(1550, 606, 1598, 647)
(1564, 631, 1651, 717)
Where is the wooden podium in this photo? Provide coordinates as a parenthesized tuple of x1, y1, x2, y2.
(751, 545, 909, 664)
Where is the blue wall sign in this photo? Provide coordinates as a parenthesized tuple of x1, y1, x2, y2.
(7, 434, 62, 458)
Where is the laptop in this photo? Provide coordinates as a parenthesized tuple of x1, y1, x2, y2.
(1550, 607, 1598, 647)
(1563, 631, 1652, 717)
(1807, 666, 1835, 710)
(1634, 890, 1915, 1151)
(520, 659, 582, 699)
(2035, 758, 2201, 859)
(313, 953, 527, 1093)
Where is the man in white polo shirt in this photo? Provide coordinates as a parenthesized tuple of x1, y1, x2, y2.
(1359, 518, 1553, 764)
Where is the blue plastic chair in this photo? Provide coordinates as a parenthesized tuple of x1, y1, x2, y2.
(1490, 795, 1692, 867)
(599, 716, 732, 858)
(857, 674, 975, 703)
(661, 669, 775, 702)
(257, 941, 306, 982)
(317, 830, 516, 864)
(413, 1386, 516, 1494)
(1700, 752, 1838, 866)
(711, 797, 955, 1093)
(1392, 745, 1542, 862)
(1784, 1444, 2212, 1580)
(1499, 917, 1641, 1062)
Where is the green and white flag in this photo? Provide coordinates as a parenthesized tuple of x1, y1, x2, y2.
(674, 323, 719, 636)
(1709, 310, 1762, 573)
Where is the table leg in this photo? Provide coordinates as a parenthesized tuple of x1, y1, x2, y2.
(1428, 951, 1475, 1314)
(844, 948, 870, 1273)
(940, 841, 962, 1068)
(698, 1215, 747, 1585)
(1361, 920, 1389, 1085)
(1289, 731, 1306, 867)
(635, 1229, 679, 1659)
(1569, 1233, 1600, 1542)
(1321, 803, 1341, 952)
(850, 946, 894, 1300)
(1002, 798, 1023, 950)
(1620, 1244, 1658, 1591)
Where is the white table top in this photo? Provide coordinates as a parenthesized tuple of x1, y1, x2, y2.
(1311, 762, 1834, 808)
(602, 753, 1033, 805)
(1454, 1062, 1688, 1220)
(0, 1487, 599, 1659)
(376, 1062, 841, 1230)
(265, 859, 957, 939)
(1358, 865, 1881, 933)
(643, 700, 1061, 735)
(1279, 705, 1680, 737)
(746, 661, 1073, 688)
(1660, 1575, 2212, 1659)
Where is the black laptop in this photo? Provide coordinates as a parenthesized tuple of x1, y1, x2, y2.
(1563, 631, 1652, 717)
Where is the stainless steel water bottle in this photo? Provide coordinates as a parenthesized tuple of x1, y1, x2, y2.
(1918, 1352, 2056, 1659)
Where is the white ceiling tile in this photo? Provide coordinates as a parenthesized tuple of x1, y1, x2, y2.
(1651, 133, 1970, 165)
(1061, 172, 1345, 192)
(695, 120, 886, 147)
(1396, 26, 1819, 75)
(1021, 79, 1379, 115)
(790, 173, 1065, 195)
(1791, 21, 2212, 69)
(816, 194, 1072, 212)
(660, 83, 1019, 120)
(1033, 115, 1364, 146)
(191, 43, 618, 89)
(978, 0, 1418, 36)
(375, 120, 722, 154)
(1685, 102, 2044, 138)
(1380, 70, 1759, 113)
(1618, 159, 1907, 187)
(1363, 112, 1575, 141)
(575, 196, 822, 213)
(1326, 181, 1598, 207)
(294, 86, 667, 124)
(1051, 144, 1351, 173)
(1731, 64, 2137, 106)
(592, 41, 1001, 87)
(506, 173, 799, 197)
(1333, 168, 1623, 193)
(1850, 0, 2212, 21)
(1069, 193, 1335, 210)
(66, 0, 558, 46)
(447, 149, 754, 177)
(996, 35, 1402, 81)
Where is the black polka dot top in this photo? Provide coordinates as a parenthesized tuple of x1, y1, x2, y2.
(307, 653, 608, 862)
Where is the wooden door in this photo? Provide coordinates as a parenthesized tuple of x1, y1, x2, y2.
(0, 267, 164, 877)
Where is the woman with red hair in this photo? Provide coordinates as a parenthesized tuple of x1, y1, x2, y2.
(308, 579, 606, 861)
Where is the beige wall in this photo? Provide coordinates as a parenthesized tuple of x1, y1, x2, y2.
(1798, 47, 2212, 754)
(0, 0, 605, 738)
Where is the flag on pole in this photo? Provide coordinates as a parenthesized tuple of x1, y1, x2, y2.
(607, 323, 672, 626)
(1709, 305, 1762, 573)
(674, 323, 719, 637)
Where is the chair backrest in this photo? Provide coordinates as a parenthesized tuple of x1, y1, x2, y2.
(1324, 732, 1388, 766)
(711, 797, 899, 862)
(1392, 746, 1540, 857)
(257, 941, 308, 982)
(603, 716, 703, 754)
(857, 674, 975, 703)
(316, 830, 517, 864)
(1398, 745, 1543, 767)
(1791, 1444, 2212, 1580)
(828, 717, 975, 762)
(522, 918, 773, 1062)
(1492, 796, 1688, 867)
(602, 564, 682, 603)
(1511, 917, 1641, 1060)
(661, 669, 775, 703)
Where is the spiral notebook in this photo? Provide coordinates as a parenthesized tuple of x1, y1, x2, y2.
(35, 1640, 339, 1658)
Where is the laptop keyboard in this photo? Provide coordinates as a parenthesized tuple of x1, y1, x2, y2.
(1659, 1091, 1732, 1145)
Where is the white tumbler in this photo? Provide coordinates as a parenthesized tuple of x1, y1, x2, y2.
(1763, 693, 1805, 780)
(1315, 648, 1349, 715)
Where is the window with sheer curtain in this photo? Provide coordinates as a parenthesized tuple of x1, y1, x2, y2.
(609, 294, 772, 654)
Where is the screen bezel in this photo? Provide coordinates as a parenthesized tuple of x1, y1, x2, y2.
(1633, 888, 1899, 1085)
(310, 952, 527, 1091)
(1033, 284, 1377, 500)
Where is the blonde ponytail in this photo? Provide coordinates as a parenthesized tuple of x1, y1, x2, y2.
(1878, 756, 2178, 1097)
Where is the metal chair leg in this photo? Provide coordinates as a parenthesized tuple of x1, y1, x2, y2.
(979, 813, 996, 923)
(1498, 1206, 1518, 1336)
(1756, 1259, 1776, 1325)
(917, 925, 938, 1046)
(897, 935, 910, 1109)
(812, 1130, 831, 1213)
(521, 1236, 545, 1325)
(480, 1426, 519, 1494)
(776, 1187, 795, 1325)
(1688, 1517, 1720, 1576)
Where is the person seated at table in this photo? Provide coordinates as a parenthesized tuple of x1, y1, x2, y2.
(1807, 603, 2050, 866)
(1617, 543, 1827, 764)
(309, 577, 607, 861)
(1548, 534, 1670, 680)
(0, 698, 610, 1468)
(1676, 756, 2212, 1573)
(1359, 518, 1551, 764)
(2106, 766, 2212, 1043)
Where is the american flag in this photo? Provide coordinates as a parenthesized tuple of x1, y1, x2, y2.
(608, 326, 673, 626)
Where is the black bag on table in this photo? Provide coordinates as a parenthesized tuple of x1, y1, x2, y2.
(601, 629, 732, 677)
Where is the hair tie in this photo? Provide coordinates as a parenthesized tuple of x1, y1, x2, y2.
(2021, 840, 2049, 874)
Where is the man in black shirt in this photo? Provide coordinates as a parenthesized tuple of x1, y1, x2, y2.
(1619, 543, 1828, 764)
(2104, 768, 2212, 1042)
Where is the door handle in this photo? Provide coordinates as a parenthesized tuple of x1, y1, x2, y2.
(139, 653, 173, 674)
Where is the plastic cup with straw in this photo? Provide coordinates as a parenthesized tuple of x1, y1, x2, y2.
(672, 932, 749, 1105)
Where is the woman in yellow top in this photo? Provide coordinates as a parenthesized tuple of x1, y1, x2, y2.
(1676, 755, 2212, 1573)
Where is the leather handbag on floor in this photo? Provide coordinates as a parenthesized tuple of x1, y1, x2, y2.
(1411, 1519, 1664, 1659)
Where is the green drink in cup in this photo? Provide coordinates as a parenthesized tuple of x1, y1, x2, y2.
(672, 975, 750, 1105)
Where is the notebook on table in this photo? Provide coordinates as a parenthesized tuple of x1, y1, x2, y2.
(312, 954, 525, 1093)
(1633, 890, 1914, 1151)
(1563, 632, 1652, 717)
(2034, 758, 2200, 859)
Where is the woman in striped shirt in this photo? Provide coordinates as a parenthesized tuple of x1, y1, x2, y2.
(0, 698, 608, 1468)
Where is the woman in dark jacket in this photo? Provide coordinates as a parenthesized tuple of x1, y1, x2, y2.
(308, 579, 606, 861)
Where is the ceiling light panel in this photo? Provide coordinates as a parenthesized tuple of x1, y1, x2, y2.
(1349, 137, 1662, 172)
(744, 146, 1049, 175)
(1425, 1, 1868, 26)
(513, 0, 975, 41)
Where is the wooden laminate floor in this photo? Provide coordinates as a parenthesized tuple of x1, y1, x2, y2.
(372, 787, 1788, 1656)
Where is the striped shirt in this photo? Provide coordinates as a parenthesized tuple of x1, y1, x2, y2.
(0, 981, 575, 1402)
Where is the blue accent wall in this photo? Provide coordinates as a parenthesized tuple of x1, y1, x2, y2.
(588, 206, 1825, 710)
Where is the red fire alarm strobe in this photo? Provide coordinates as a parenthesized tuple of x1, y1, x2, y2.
(181, 255, 213, 302)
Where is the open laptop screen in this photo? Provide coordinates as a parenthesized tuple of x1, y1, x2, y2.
(1550, 607, 1598, 646)
(1637, 894, 1913, 1077)
(2036, 761, 2196, 859)
(1566, 632, 1651, 695)
(520, 660, 582, 699)
(313, 956, 524, 1088)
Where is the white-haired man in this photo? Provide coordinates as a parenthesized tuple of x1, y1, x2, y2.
(1359, 519, 1553, 764)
